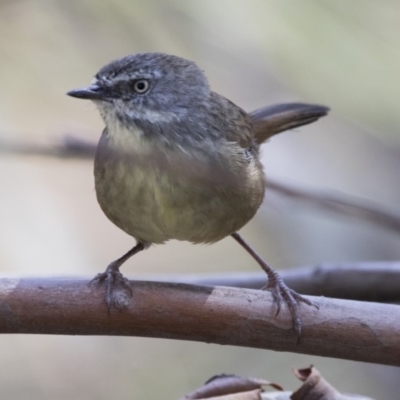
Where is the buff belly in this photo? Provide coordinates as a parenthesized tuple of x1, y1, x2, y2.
(94, 123, 265, 245)
(94, 156, 265, 245)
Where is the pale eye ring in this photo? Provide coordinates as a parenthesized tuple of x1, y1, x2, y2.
(133, 79, 150, 94)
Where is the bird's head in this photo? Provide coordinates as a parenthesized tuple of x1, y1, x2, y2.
(67, 52, 211, 127)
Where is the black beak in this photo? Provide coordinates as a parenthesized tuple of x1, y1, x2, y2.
(66, 84, 108, 100)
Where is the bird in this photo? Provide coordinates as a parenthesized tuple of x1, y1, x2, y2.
(67, 52, 329, 337)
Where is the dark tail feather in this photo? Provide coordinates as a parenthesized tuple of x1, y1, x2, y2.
(250, 103, 329, 144)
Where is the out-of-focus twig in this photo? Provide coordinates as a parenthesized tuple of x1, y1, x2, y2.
(0, 277, 399, 366)
(0, 135, 95, 158)
(1, 134, 400, 234)
(266, 179, 400, 234)
(135, 261, 400, 303)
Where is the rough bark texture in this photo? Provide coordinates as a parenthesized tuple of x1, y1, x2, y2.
(0, 278, 399, 366)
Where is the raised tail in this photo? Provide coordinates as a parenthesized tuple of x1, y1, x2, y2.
(250, 103, 329, 144)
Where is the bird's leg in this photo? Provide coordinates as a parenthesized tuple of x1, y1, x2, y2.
(90, 242, 145, 310)
(231, 232, 316, 338)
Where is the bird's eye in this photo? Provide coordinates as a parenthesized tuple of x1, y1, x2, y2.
(133, 79, 149, 94)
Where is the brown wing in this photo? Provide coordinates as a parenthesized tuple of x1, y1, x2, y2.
(250, 103, 329, 144)
(209, 92, 254, 149)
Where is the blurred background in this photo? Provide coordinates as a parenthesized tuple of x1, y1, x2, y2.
(1, 0, 399, 399)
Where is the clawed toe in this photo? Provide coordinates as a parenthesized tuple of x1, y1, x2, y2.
(230, 233, 318, 341)
(90, 265, 132, 311)
(89, 243, 145, 311)
(263, 277, 316, 340)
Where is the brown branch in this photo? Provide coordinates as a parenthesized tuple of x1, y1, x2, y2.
(0, 135, 95, 158)
(2, 135, 400, 234)
(151, 261, 400, 303)
(266, 179, 400, 234)
(0, 278, 399, 366)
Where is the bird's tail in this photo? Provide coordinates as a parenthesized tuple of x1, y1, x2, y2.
(250, 103, 329, 144)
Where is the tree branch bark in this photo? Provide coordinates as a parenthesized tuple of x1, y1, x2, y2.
(0, 277, 399, 366)
(154, 261, 400, 303)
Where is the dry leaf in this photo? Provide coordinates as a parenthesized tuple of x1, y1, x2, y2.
(198, 388, 263, 400)
(182, 374, 283, 400)
(291, 366, 375, 400)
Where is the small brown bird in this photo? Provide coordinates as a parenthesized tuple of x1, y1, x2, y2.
(67, 52, 329, 336)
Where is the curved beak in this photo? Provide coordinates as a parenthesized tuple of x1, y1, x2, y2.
(66, 84, 108, 100)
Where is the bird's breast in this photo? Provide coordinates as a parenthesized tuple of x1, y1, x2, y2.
(94, 126, 265, 245)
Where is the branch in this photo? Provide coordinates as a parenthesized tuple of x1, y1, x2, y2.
(266, 179, 400, 234)
(1, 278, 399, 366)
(0, 135, 95, 158)
(2, 135, 400, 234)
(153, 261, 400, 303)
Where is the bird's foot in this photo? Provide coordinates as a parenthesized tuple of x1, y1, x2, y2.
(230, 233, 317, 341)
(90, 261, 132, 311)
(262, 270, 318, 341)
